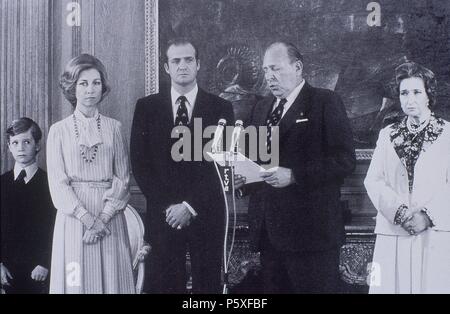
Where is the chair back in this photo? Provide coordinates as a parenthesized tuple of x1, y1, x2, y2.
(124, 205, 146, 294)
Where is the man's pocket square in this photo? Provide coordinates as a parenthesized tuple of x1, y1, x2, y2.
(296, 118, 309, 123)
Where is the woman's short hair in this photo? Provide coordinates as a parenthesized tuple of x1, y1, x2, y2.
(60, 54, 110, 107)
(6, 117, 42, 144)
(394, 61, 437, 108)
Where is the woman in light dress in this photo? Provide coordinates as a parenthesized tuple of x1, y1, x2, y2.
(365, 62, 450, 294)
(47, 54, 135, 294)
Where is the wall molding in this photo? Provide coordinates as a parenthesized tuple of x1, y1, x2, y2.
(71, 0, 81, 57)
(89, 0, 95, 55)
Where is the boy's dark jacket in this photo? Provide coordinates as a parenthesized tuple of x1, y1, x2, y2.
(1, 168, 56, 274)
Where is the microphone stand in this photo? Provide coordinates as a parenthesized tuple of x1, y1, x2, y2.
(212, 146, 238, 295)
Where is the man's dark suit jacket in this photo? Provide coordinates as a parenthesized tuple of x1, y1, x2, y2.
(246, 82, 356, 253)
(1, 168, 56, 292)
(130, 87, 234, 244)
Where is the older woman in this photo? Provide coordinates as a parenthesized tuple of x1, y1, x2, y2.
(364, 62, 450, 294)
(47, 54, 135, 293)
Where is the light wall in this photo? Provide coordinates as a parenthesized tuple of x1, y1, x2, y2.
(1, 0, 147, 210)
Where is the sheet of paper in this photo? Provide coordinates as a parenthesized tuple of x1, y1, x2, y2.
(207, 152, 265, 184)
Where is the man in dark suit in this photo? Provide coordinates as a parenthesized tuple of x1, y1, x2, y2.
(1, 118, 56, 294)
(235, 42, 356, 293)
(130, 38, 234, 293)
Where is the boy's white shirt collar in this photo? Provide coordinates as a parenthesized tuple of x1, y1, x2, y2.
(171, 84, 198, 122)
(14, 162, 38, 184)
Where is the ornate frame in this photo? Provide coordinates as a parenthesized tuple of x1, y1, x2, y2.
(144, 0, 159, 95)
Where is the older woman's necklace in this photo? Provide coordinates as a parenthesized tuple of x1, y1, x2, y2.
(72, 114, 101, 163)
(406, 116, 429, 134)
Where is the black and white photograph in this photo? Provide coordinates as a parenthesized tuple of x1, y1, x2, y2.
(1, 0, 449, 298)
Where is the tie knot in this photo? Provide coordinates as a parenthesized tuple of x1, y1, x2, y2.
(16, 169, 26, 183)
(178, 96, 187, 104)
(278, 98, 287, 107)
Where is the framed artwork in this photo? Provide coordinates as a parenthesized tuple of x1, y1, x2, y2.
(146, 0, 450, 157)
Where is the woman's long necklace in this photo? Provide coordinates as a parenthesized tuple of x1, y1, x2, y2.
(73, 114, 101, 163)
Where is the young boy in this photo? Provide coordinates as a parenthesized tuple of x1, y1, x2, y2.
(1, 117, 56, 294)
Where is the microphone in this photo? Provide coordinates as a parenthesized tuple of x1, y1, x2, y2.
(211, 119, 227, 153)
(228, 120, 244, 153)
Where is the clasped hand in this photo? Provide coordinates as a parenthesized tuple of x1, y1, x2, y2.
(83, 217, 110, 244)
(165, 203, 193, 230)
(401, 208, 432, 235)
